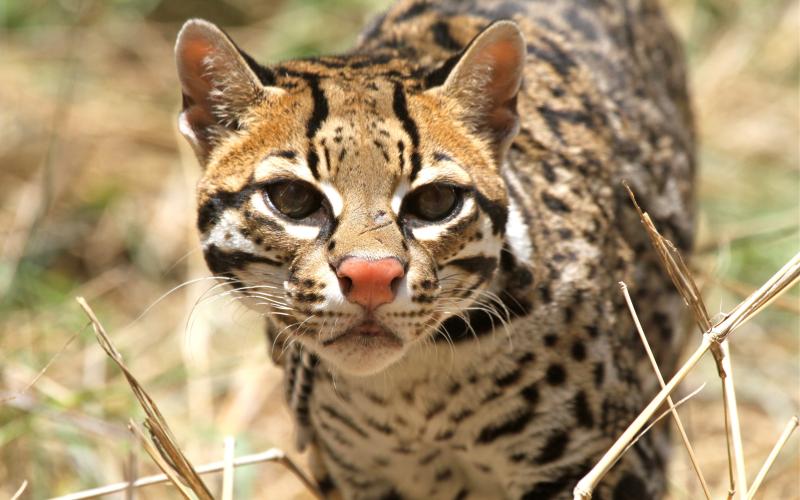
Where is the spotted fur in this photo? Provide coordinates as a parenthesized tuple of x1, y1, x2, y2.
(175, 1, 695, 498)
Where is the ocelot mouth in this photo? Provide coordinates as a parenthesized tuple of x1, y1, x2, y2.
(321, 320, 402, 348)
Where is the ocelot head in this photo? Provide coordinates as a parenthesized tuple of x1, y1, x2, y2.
(175, 19, 525, 375)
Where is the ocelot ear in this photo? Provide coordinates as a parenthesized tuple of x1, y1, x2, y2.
(175, 19, 280, 163)
(426, 21, 525, 163)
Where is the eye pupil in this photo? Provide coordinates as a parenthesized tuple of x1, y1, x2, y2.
(266, 181, 322, 219)
(406, 184, 459, 222)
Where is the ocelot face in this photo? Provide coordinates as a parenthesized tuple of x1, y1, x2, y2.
(175, 20, 524, 374)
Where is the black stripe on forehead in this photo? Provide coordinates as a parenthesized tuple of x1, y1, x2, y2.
(305, 74, 329, 138)
(305, 74, 329, 179)
(392, 82, 422, 180)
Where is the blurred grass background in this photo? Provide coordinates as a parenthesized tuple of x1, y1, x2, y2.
(0, 0, 797, 498)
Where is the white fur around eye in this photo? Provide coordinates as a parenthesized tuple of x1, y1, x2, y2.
(411, 163, 470, 189)
(391, 180, 409, 215)
(410, 197, 475, 241)
(255, 158, 316, 183)
(249, 192, 320, 240)
(320, 182, 343, 217)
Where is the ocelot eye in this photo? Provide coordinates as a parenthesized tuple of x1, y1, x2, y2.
(265, 181, 323, 220)
(403, 184, 461, 222)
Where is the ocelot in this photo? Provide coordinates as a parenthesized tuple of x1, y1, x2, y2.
(174, 0, 695, 498)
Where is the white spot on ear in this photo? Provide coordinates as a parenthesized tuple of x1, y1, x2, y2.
(320, 182, 343, 217)
(506, 197, 532, 262)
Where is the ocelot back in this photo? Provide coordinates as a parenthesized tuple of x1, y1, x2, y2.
(175, 0, 695, 498)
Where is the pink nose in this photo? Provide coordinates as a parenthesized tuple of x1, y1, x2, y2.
(336, 257, 405, 310)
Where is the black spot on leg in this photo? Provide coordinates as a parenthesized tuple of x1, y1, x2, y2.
(538, 285, 553, 303)
(520, 383, 539, 405)
(594, 362, 605, 387)
(546, 364, 567, 386)
(535, 430, 570, 464)
(475, 408, 534, 444)
(613, 473, 649, 500)
(573, 390, 594, 428)
(541, 192, 571, 213)
(652, 311, 673, 340)
(435, 468, 452, 482)
(571, 340, 587, 361)
(495, 367, 522, 387)
(541, 160, 558, 183)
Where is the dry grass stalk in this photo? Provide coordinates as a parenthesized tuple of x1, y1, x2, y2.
(618, 282, 712, 499)
(75, 296, 214, 500)
(124, 449, 137, 500)
(11, 481, 28, 500)
(625, 185, 746, 496)
(746, 416, 800, 500)
(718, 341, 748, 499)
(127, 419, 202, 500)
(625, 184, 771, 499)
(572, 336, 713, 499)
(48, 448, 322, 500)
(222, 436, 235, 500)
(71, 296, 323, 500)
(572, 189, 800, 500)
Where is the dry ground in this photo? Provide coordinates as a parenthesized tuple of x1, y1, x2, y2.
(1, 0, 798, 498)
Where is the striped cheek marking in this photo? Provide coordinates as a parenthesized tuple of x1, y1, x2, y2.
(411, 197, 476, 241)
(250, 192, 320, 240)
(205, 209, 259, 251)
